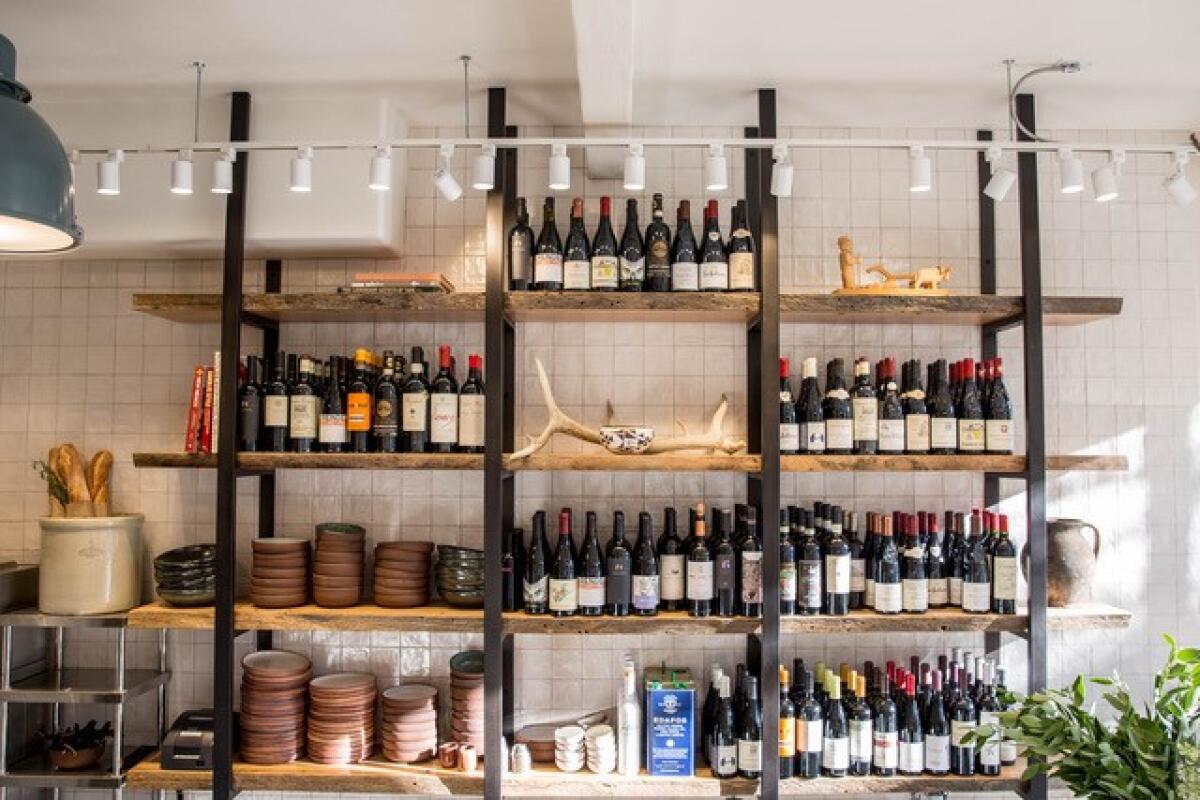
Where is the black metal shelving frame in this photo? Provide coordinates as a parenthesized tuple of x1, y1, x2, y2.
(199, 87, 1055, 800)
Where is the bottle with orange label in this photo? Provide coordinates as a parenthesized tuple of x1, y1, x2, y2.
(779, 665, 796, 779)
(346, 348, 374, 453)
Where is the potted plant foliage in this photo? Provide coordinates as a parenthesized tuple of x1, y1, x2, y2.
(974, 634, 1198, 799)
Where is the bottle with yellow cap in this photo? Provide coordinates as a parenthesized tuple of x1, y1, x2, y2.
(346, 348, 374, 452)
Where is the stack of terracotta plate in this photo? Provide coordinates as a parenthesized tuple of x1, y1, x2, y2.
(515, 724, 557, 764)
(250, 538, 310, 608)
(306, 672, 377, 765)
(238, 650, 311, 764)
(312, 523, 365, 608)
(372, 542, 433, 608)
(379, 683, 439, 763)
(448, 651, 485, 755)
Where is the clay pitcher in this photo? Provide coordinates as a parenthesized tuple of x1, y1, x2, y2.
(1021, 518, 1100, 607)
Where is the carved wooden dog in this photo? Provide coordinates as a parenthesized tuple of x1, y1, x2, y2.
(866, 264, 952, 290)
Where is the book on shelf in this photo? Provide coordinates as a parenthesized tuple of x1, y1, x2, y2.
(184, 366, 205, 454)
(342, 271, 455, 292)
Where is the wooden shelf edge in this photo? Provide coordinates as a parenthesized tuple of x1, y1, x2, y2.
(131, 292, 485, 323)
(779, 761, 1025, 794)
(1046, 602, 1133, 630)
(1047, 454, 1128, 472)
(779, 293, 1121, 327)
(506, 291, 760, 322)
(127, 601, 480, 632)
(504, 610, 761, 635)
(505, 766, 756, 797)
(779, 604, 1130, 635)
(505, 453, 762, 472)
(131, 452, 482, 471)
(781, 454, 1024, 473)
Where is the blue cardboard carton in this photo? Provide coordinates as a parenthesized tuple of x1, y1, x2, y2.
(644, 666, 695, 777)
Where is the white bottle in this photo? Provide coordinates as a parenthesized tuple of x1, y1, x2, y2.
(617, 656, 641, 777)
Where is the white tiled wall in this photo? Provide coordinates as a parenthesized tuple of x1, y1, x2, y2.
(3, 123, 1196, 800)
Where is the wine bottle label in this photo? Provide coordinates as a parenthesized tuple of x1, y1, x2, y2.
(578, 576, 606, 608)
(686, 560, 714, 600)
(873, 730, 898, 768)
(779, 717, 796, 757)
(780, 423, 800, 452)
(715, 744, 738, 776)
(239, 396, 260, 439)
(534, 253, 563, 284)
(825, 418, 853, 450)
(849, 719, 872, 762)
(563, 259, 591, 290)
(401, 392, 428, 432)
(288, 396, 319, 438)
(962, 580, 991, 612)
(671, 262, 699, 291)
(878, 419, 904, 452)
(740, 551, 763, 604)
(958, 419, 985, 451)
(510, 237, 531, 282)
(951, 719, 976, 747)
(548, 577, 578, 611)
(802, 421, 826, 452)
(799, 718, 823, 753)
(899, 740, 924, 773)
(949, 576, 963, 606)
(851, 398, 878, 441)
(903, 578, 929, 612)
(905, 414, 931, 451)
(779, 562, 798, 602)
(874, 581, 902, 613)
(979, 711, 1002, 766)
(632, 575, 659, 610)
(825, 554, 850, 594)
(648, 240, 670, 265)
(347, 392, 372, 431)
(1000, 738, 1018, 764)
(986, 419, 1014, 451)
(991, 555, 1018, 601)
(798, 560, 821, 608)
(373, 396, 399, 436)
(591, 255, 619, 289)
(728, 252, 755, 289)
(925, 734, 951, 771)
(619, 256, 645, 284)
(606, 558, 631, 605)
(849, 558, 866, 592)
(864, 577, 876, 607)
(430, 394, 458, 443)
(458, 395, 485, 447)
(928, 577, 950, 606)
(737, 738, 761, 771)
(264, 396, 288, 427)
(931, 417, 957, 449)
(523, 575, 548, 605)
(318, 414, 348, 444)
(821, 735, 849, 770)
(660, 554, 685, 600)
(700, 261, 728, 290)
(715, 554, 735, 596)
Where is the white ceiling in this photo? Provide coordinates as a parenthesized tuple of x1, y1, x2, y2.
(4, 0, 1199, 131)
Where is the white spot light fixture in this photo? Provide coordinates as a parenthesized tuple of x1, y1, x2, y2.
(704, 144, 728, 192)
(982, 146, 1016, 202)
(368, 145, 392, 192)
(1164, 150, 1196, 207)
(472, 143, 495, 191)
(623, 143, 645, 192)
(290, 146, 313, 193)
(909, 145, 932, 193)
(97, 149, 123, 195)
(1090, 150, 1124, 203)
(433, 144, 463, 202)
(548, 144, 570, 192)
(211, 147, 235, 194)
(770, 144, 793, 198)
(1057, 148, 1083, 194)
(170, 149, 193, 195)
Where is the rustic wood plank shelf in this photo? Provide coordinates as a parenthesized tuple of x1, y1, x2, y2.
(506, 290, 760, 322)
(505, 765, 757, 797)
(504, 452, 761, 472)
(504, 609, 761, 635)
(131, 291, 484, 323)
(128, 601, 481, 632)
(782, 453, 1128, 473)
(778, 761, 1024, 794)
(131, 452, 482, 471)
(780, 603, 1131, 635)
(779, 293, 1121, 326)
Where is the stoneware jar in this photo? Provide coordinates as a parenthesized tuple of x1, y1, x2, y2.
(1021, 518, 1099, 607)
(38, 514, 143, 614)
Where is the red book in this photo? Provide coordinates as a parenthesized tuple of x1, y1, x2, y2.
(185, 366, 205, 454)
(200, 367, 216, 454)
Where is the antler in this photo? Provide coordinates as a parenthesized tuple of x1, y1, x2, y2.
(508, 358, 602, 460)
(641, 394, 746, 455)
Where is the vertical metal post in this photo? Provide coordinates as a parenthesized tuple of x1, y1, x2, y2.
(213, 90, 251, 800)
(1016, 93, 1048, 800)
(0, 625, 11, 792)
(157, 629, 168, 744)
(112, 629, 126, 779)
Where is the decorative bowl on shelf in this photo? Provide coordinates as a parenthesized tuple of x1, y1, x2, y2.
(599, 426, 654, 455)
(49, 742, 105, 771)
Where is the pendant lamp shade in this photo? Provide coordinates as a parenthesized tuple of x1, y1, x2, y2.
(0, 34, 82, 253)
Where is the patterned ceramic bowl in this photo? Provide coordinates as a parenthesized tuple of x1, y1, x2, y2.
(599, 426, 654, 455)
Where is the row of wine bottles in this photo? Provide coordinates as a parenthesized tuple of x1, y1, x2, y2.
(501, 502, 1018, 618)
(237, 346, 484, 454)
(507, 194, 757, 293)
(780, 356, 1013, 455)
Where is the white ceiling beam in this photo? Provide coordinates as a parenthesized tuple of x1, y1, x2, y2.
(569, 0, 635, 180)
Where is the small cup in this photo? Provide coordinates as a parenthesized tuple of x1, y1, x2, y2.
(458, 744, 478, 772)
(438, 742, 459, 769)
(510, 743, 532, 775)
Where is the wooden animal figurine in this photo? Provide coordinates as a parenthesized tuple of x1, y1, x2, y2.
(866, 264, 953, 290)
(837, 236, 863, 289)
(832, 235, 953, 296)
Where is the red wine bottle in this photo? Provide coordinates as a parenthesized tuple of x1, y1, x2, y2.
(508, 196, 533, 290)
(797, 510, 822, 616)
(372, 350, 400, 453)
(429, 345, 459, 453)
(631, 512, 659, 616)
(796, 669, 823, 777)
(400, 360, 430, 453)
(985, 357, 1014, 454)
(712, 509, 737, 617)
(950, 667, 976, 775)
(670, 200, 699, 291)
(533, 197, 563, 290)
(798, 357, 825, 452)
(779, 667, 796, 779)
(262, 353, 289, 452)
(903, 359, 930, 454)
(727, 199, 756, 291)
(563, 197, 591, 291)
(846, 512, 864, 609)
(926, 515, 949, 608)
(699, 199, 729, 291)
(873, 517, 902, 614)
(898, 673, 924, 775)
(960, 510, 991, 613)
(549, 509, 578, 617)
(590, 196, 619, 291)
(901, 516, 928, 614)
(780, 510, 797, 616)
(288, 356, 319, 453)
(643, 193, 672, 291)
(686, 503, 713, 617)
(957, 358, 985, 452)
(871, 667, 898, 776)
(848, 674, 872, 776)
(924, 669, 951, 774)
(851, 357, 878, 454)
(824, 506, 850, 615)
(605, 511, 632, 616)
(877, 358, 904, 454)
(977, 663, 1003, 775)
(991, 514, 1018, 614)
(618, 198, 644, 291)
(524, 511, 550, 614)
(457, 354, 484, 453)
(739, 507, 763, 618)
(657, 507, 685, 611)
(823, 358, 853, 454)
(238, 356, 263, 452)
(928, 359, 957, 454)
(577, 511, 605, 617)
(779, 358, 800, 454)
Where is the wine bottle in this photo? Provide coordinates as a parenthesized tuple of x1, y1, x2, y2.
(872, 667, 898, 776)
(997, 666, 1018, 766)
(344, 350, 372, 453)
(898, 673, 924, 775)
(428, 345, 459, 453)
(738, 675, 763, 779)
(796, 669, 823, 777)
(617, 656, 641, 777)
(877, 358, 904, 454)
(903, 359, 931, 454)
(644, 193, 672, 291)
(985, 357, 1014, 453)
(699, 199, 729, 291)
(657, 507, 685, 612)
(739, 507, 763, 618)
(712, 674, 739, 777)
(798, 511, 822, 616)
(822, 673, 850, 777)
(928, 359, 957, 454)
(950, 667, 976, 775)
(727, 199, 756, 291)
(286, 356, 318, 452)
(457, 354, 485, 453)
(977, 663, 1003, 776)
(779, 666, 796, 779)
(712, 509, 737, 617)
(400, 361, 429, 453)
(848, 673, 873, 776)
(961, 510, 992, 613)
(508, 197, 533, 290)
(524, 511, 550, 614)
(991, 514, 1017, 614)
(779, 511, 797, 616)
(605, 511, 632, 616)
(366, 351, 394, 452)
(823, 358, 853, 454)
(631, 512, 659, 616)
(924, 669, 951, 774)
(563, 197, 591, 290)
(874, 517, 902, 614)
(501, 529, 518, 611)
(956, 357, 985, 453)
(507, 527, 525, 611)
(238, 356, 263, 451)
(779, 358, 800, 455)
(851, 357, 879, 455)
(846, 512, 865, 610)
(577, 511, 606, 617)
(862, 513, 878, 608)
(797, 357, 825, 453)
(824, 506, 851, 616)
(533, 197, 563, 290)
(926, 515, 949, 608)
(590, 196, 619, 291)
(549, 509, 578, 617)
(618, 198, 645, 291)
(314, 357, 344, 453)
(686, 503, 713, 617)
(670, 200, 699, 291)
(702, 664, 723, 767)
(901, 516, 929, 614)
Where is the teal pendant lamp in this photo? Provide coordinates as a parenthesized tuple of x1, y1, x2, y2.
(0, 33, 82, 253)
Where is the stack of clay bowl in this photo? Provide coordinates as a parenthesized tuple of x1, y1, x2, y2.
(250, 538, 310, 608)
(379, 683, 439, 763)
(312, 523, 365, 608)
(372, 541, 433, 608)
(515, 724, 557, 764)
(449, 651, 485, 755)
(238, 650, 311, 764)
(306, 672, 377, 765)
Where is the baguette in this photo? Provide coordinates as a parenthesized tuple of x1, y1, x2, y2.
(47, 447, 65, 517)
(58, 444, 92, 505)
(87, 450, 113, 503)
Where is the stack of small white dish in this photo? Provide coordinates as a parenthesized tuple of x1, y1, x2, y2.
(553, 725, 586, 773)
(584, 724, 616, 774)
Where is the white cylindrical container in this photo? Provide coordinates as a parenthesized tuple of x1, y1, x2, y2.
(38, 515, 143, 614)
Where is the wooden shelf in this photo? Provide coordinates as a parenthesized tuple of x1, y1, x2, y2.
(506, 291, 760, 322)
(128, 601, 479, 632)
(504, 609, 760, 635)
(779, 293, 1121, 326)
(505, 765, 756, 797)
(132, 291, 484, 323)
(783, 453, 1127, 473)
(779, 762, 1024, 795)
(505, 452, 761, 472)
(131, 452, 482, 471)
(1047, 454, 1128, 471)
(780, 603, 1131, 635)
(127, 753, 482, 794)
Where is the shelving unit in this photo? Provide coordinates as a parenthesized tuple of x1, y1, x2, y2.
(123, 88, 1130, 800)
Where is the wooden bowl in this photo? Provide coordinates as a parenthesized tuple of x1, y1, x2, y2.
(48, 743, 105, 771)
